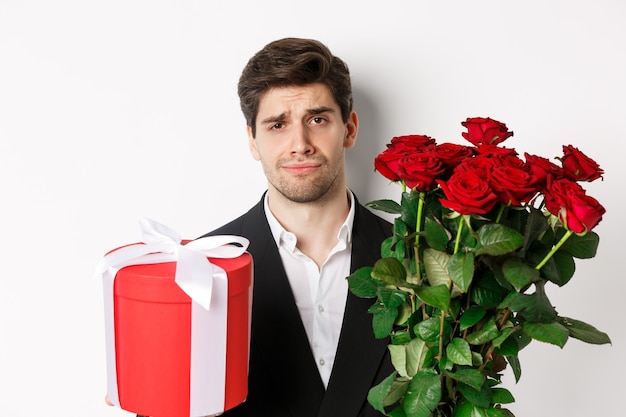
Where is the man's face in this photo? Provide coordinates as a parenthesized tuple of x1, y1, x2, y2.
(248, 83, 358, 204)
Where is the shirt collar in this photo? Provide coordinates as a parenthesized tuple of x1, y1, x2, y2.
(265, 190, 355, 252)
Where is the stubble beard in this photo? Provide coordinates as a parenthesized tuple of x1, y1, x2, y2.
(264, 156, 344, 204)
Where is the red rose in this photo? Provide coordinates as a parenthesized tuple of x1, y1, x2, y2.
(435, 142, 475, 173)
(524, 152, 564, 185)
(375, 135, 438, 184)
(474, 144, 518, 157)
(461, 117, 514, 146)
(489, 156, 544, 206)
(397, 151, 447, 192)
(437, 170, 499, 215)
(374, 147, 406, 182)
(453, 154, 501, 178)
(560, 145, 604, 182)
(389, 134, 437, 151)
(544, 178, 605, 233)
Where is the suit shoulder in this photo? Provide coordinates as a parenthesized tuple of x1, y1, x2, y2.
(355, 203, 393, 236)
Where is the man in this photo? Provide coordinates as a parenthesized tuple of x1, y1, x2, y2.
(202, 37, 393, 417)
(121, 37, 392, 417)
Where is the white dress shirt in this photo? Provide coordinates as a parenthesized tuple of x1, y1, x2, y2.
(264, 191, 355, 388)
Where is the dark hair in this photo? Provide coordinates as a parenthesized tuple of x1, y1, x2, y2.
(238, 37, 353, 137)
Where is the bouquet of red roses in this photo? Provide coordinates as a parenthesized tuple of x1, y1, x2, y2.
(348, 117, 610, 417)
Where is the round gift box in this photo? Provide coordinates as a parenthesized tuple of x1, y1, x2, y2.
(112, 251, 252, 417)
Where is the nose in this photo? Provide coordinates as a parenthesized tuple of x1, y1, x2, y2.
(291, 123, 314, 156)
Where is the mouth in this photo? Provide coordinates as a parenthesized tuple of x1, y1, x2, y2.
(282, 162, 322, 175)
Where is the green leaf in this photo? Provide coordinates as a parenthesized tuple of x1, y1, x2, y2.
(347, 266, 379, 298)
(439, 354, 453, 372)
(496, 292, 518, 309)
(466, 317, 500, 345)
(494, 333, 519, 356)
(416, 284, 451, 312)
(372, 257, 407, 286)
(387, 406, 408, 417)
(558, 316, 612, 345)
(366, 373, 411, 413)
(401, 191, 420, 231)
(369, 302, 398, 339)
(508, 284, 557, 323)
(394, 217, 409, 240)
(514, 329, 533, 351)
(449, 298, 462, 320)
(491, 327, 514, 349)
(367, 371, 396, 414)
(471, 270, 509, 308)
(452, 399, 488, 417)
(523, 321, 569, 348)
(384, 379, 410, 408)
(447, 368, 486, 392)
(448, 252, 475, 293)
(382, 236, 407, 262)
(539, 250, 575, 287)
(395, 301, 412, 326)
(506, 355, 522, 383)
(502, 257, 539, 292)
(559, 230, 599, 259)
(489, 258, 514, 292)
(487, 408, 515, 417)
(457, 380, 491, 408)
(414, 317, 442, 344)
(471, 351, 484, 367)
(406, 337, 430, 377)
(447, 338, 473, 366)
(423, 248, 452, 288)
(501, 205, 528, 234)
(389, 345, 408, 378)
(389, 338, 430, 379)
(378, 287, 408, 309)
(423, 216, 451, 251)
(522, 207, 549, 252)
(460, 306, 486, 331)
(490, 387, 515, 404)
(474, 223, 524, 256)
(368, 199, 402, 214)
(402, 369, 442, 417)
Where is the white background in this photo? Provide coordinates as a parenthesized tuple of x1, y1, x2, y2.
(1, 0, 624, 415)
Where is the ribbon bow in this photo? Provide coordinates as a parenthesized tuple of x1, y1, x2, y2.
(96, 217, 249, 310)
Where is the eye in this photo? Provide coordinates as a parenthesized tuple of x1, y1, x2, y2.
(311, 116, 326, 125)
(270, 122, 284, 130)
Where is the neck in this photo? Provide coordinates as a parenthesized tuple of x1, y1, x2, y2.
(267, 186, 351, 267)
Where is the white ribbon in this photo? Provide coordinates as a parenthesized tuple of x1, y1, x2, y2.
(97, 218, 249, 416)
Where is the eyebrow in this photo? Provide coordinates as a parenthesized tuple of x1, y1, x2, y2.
(259, 106, 336, 125)
(309, 106, 335, 116)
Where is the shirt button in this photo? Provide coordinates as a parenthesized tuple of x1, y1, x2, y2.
(319, 358, 325, 366)
(318, 305, 325, 313)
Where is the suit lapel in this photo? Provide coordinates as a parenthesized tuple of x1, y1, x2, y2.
(318, 203, 390, 417)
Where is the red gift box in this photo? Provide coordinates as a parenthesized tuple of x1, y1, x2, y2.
(99, 219, 252, 417)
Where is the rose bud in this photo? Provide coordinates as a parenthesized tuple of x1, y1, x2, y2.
(560, 145, 604, 182)
(461, 117, 514, 146)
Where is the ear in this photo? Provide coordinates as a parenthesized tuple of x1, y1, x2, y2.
(343, 111, 358, 149)
(247, 126, 261, 161)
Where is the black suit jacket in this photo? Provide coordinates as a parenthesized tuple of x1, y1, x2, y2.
(201, 194, 394, 417)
